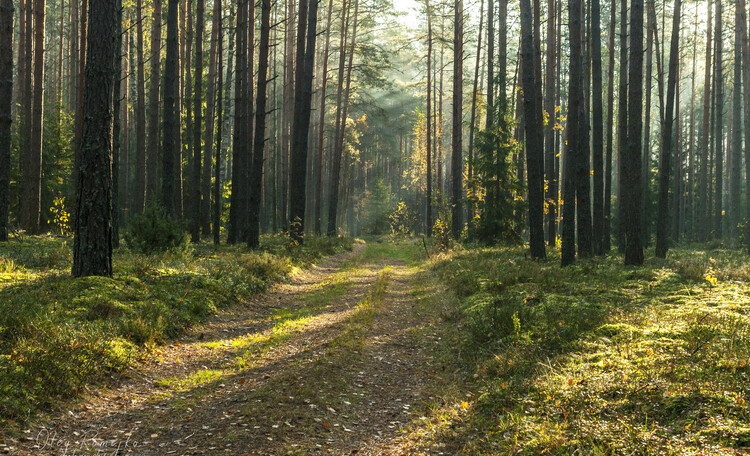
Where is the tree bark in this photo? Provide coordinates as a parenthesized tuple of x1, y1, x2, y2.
(520, 0, 545, 259)
(289, 0, 319, 244)
(73, 0, 116, 277)
(616, 0, 628, 251)
(713, 0, 723, 238)
(190, 0, 204, 242)
(624, 0, 644, 265)
(227, 0, 247, 244)
(544, 0, 556, 246)
(730, 2, 742, 245)
(738, 0, 750, 253)
(0, 0, 12, 241)
(699, 0, 712, 241)
(604, 0, 615, 252)
(467, 0, 483, 223)
(112, 0, 123, 247)
(326, 0, 354, 236)
(23, 0, 45, 234)
(451, 0, 463, 238)
(146, 0, 162, 203)
(654, 0, 681, 258)
(249, 0, 273, 248)
(425, 0, 433, 235)
(213, 0, 223, 246)
(314, 0, 334, 236)
(562, 0, 583, 266)
(161, 0, 179, 216)
(591, 0, 604, 254)
(201, 0, 220, 236)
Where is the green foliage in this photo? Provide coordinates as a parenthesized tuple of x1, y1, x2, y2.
(427, 246, 750, 454)
(47, 195, 71, 236)
(432, 216, 453, 251)
(468, 104, 526, 244)
(124, 203, 189, 254)
(390, 201, 416, 235)
(360, 179, 396, 235)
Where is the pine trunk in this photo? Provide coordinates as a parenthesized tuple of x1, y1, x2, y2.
(451, 0, 463, 237)
(655, 0, 681, 258)
(0, 0, 12, 241)
(161, 0, 179, 216)
(190, 0, 204, 242)
(562, 0, 584, 266)
(520, 0, 545, 260)
(624, 0, 644, 265)
(146, 0, 162, 203)
(591, 0, 604, 254)
(73, 0, 116, 277)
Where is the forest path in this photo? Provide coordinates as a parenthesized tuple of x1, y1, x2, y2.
(16, 240, 450, 455)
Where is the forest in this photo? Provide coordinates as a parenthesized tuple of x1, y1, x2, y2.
(1, 0, 750, 453)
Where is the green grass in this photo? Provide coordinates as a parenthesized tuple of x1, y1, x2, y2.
(0, 234, 353, 425)
(418, 244, 750, 455)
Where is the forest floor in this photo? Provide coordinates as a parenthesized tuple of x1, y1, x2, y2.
(10, 239, 458, 455)
(4, 238, 750, 455)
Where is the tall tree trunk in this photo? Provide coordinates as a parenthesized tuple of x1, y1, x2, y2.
(289, 0, 319, 243)
(58, 0, 64, 113)
(699, 0, 712, 241)
(73, 0, 88, 183)
(327, 0, 357, 236)
(112, 0, 123, 247)
(0, 0, 12, 241)
(249, 0, 272, 247)
(730, 1, 742, 246)
(576, 0, 592, 257)
(21, 0, 31, 221)
(624, 0, 644, 265)
(520, 0, 545, 260)
(486, 0, 494, 122)
(604, 0, 615, 252)
(16, 0, 25, 136)
(228, 0, 247, 243)
(643, 0, 654, 247)
(616, 0, 628, 251)
(688, 6, 697, 239)
(314, 0, 334, 236)
(451, 0, 463, 238)
(134, 0, 147, 213)
(122, 24, 131, 225)
(739, 0, 750, 253)
(161, 0, 179, 216)
(467, 0, 483, 224)
(23, 0, 45, 233)
(202, 0, 219, 236)
(213, 0, 223, 246)
(146, 0, 162, 203)
(73, 0, 116, 277)
(544, 0, 556, 246)
(591, 0, 604, 254)
(425, 0, 433, 235)
(655, 0, 681, 258)
(190, 0, 204, 242)
(713, 0, 723, 238)
(562, 0, 584, 266)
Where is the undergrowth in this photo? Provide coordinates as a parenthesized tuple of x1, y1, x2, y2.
(0, 234, 353, 425)
(421, 245, 750, 455)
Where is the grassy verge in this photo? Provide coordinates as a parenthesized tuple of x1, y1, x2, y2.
(419, 245, 750, 454)
(0, 235, 354, 425)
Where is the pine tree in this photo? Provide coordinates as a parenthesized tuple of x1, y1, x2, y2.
(73, 0, 117, 278)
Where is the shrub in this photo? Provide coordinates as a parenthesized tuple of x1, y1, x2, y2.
(124, 204, 188, 254)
